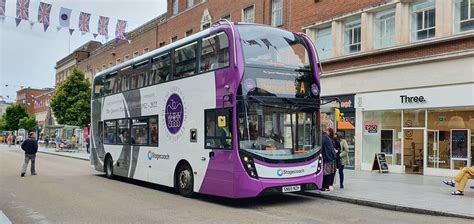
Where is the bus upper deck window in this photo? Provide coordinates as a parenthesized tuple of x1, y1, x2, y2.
(200, 32, 229, 72)
(94, 77, 105, 98)
(174, 42, 197, 78)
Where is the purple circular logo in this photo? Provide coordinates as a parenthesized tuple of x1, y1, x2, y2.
(311, 84, 319, 96)
(165, 94, 184, 134)
(61, 14, 68, 21)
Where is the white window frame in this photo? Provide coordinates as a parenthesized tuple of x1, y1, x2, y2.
(374, 9, 396, 49)
(171, 36, 178, 43)
(271, 0, 283, 27)
(344, 19, 362, 54)
(242, 5, 255, 23)
(221, 14, 231, 21)
(133, 51, 139, 58)
(411, 0, 436, 41)
(454, 0, 474, 33)
(116, 58, 121, 64)
(172, 0, 179, 15)
(124, 55, 130, 61)
(143, 48, 149, 54)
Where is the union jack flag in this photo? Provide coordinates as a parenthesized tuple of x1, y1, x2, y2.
(16, 0, 29, 20)
(115, 19, 127, 40)
(98, 16, 109, 36)
(0, 0, 6, 17)
(79, 12, 91, 33)
(37, 2, 51, 31)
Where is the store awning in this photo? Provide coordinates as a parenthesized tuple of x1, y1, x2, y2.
(338, 121, 355, 130)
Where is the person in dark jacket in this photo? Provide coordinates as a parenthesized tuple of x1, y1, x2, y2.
(321, 127, 337, 191)
(21, 132, 38, 177)
(328, 127, 341, 190)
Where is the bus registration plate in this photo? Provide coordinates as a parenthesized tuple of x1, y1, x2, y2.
(282, 185, 301, 193)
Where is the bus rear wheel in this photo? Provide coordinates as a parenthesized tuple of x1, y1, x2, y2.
(105, 156, 114, 179)
(177, 164, 194, 197)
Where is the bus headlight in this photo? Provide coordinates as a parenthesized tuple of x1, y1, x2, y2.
(316, 154, 323, 174)
(240, 152, 258, 179)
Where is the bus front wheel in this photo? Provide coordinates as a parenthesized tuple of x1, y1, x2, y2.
(177, 164, 194, 197)
(105, 156, 114, 179)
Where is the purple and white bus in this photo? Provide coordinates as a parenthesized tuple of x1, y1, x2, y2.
(90, 21, 323, 198)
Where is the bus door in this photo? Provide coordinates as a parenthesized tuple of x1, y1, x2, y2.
(201, 108, 235, 197)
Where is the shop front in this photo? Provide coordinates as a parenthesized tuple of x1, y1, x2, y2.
(356, 84, 474, 176)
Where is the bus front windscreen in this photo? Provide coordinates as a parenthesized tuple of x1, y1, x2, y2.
(237, 98, 320, 161)
(237, 25, 310, 69)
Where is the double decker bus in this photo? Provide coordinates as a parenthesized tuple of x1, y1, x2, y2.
(90, 21, 323, 198)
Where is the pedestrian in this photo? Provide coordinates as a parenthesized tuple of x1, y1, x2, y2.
(443, 166, 474, 195)
(70, 134, 77, 149)
(21, 132, 38, 177)
(327, 127, 340, 191)
(85, 136, 90, 153)
(7, 134, 13, 147)
(55, 134, 63, 151)
(321, 127, 337, 192)
(12, 134, 16, 147)
(337, 133, 350, 189)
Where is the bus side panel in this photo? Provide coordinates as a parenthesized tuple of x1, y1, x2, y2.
(91, 98, 105, 171)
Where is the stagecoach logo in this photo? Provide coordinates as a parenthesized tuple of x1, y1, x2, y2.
(276, 168, 305, 177)
(163, 87, 187, 141)
(147, 150, 170, 160)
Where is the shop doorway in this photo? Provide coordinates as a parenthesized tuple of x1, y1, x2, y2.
(427, 130, 440, 168)
(403, 129, 425, 174)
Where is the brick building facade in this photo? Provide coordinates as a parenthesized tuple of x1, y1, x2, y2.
(16, 88, 53, 116)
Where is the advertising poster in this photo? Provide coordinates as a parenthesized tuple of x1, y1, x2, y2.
(451, 130, 468, 159)
(364, 120, 380, 136)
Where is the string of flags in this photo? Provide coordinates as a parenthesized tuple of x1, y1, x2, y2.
(0, 0, 127, 41)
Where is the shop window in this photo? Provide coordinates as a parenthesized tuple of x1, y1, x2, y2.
(455, 0, 474, 32)
(403, 109, 426, 128)
(314, 26, 332, 60)
(205, 108, 232, 149)
(117, 119, 130, 144)
(200, 32, 230, 72)
(271, 0, 283, 27)
(243, 5, 255, 23)
(174, 42, 197, 78)
(104, 120, 117, 144)
(374, 9, 395, 49)
(149, 117, 159, 146)
(344, 19, 361, 54)
(131, 118, 148, 145)
(411, 0, 436, 41)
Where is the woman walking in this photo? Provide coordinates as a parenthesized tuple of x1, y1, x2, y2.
(321, 127, 337, 191)
(337, 133, 350, 188)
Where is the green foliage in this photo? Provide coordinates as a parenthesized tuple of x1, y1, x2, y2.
(50, 67, 91, 127)
(19, 116, 38, 132)
(3, 104, 28, 131)
(0, 116, 7, 131)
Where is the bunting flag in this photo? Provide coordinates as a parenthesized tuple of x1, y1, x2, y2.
(59, 7, 71, 27)
(98, 16, 109, 36)
(78, 11, 90, 32)
(115, 19, 127, 40)
(37, 2, 52, 32)
(15, 0, 29, 27)
(93, 33, 98, 39)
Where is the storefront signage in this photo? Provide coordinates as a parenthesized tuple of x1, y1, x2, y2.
(371, 153, 389, 173)
(400, 95, 426, 104)
(363, 120, 379, 136)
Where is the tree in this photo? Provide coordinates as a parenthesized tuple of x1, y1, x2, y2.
(0, 116, 7, 132)
(50, 67, 91, 127)
(3, 104, 28, 131)
(19, 116, 38, 132)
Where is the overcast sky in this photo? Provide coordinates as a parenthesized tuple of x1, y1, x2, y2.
(0, 0, 167, 102)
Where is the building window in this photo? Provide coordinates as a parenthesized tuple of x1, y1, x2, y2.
(314, 26, 332, 60)
(202, 23, 211, 30)
(185, 29, 193, 37)
(344, 19, 361, 54)
(143, 48, 149, 54)
(124, 55, 130, 61)
(171, 36, 178, 42)
(455, 0, 474, 32)
(271, 0, 283, 27)
(374, 9, 396, 49)
(411, 0, 436, 41)
(187, 0, 193, 8)
(159, 42, 166, 47)
(172, 0, 179, 15)
(221, 14, 231, 21)
(243, 5, 255, 23)
(133, 51, 139, 58)
(102, 64, 106, 69)
(116, 58, 121, 64)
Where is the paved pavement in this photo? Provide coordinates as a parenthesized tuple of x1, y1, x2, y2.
(1, 147, 471, 224)
(306, 169, 474, 219)
(37, 147, 90, 161)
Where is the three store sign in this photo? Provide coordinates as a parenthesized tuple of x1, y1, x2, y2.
(400, 95, 427, 104)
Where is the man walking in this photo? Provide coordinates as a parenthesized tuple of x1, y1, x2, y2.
(21, 132, 38, 177)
